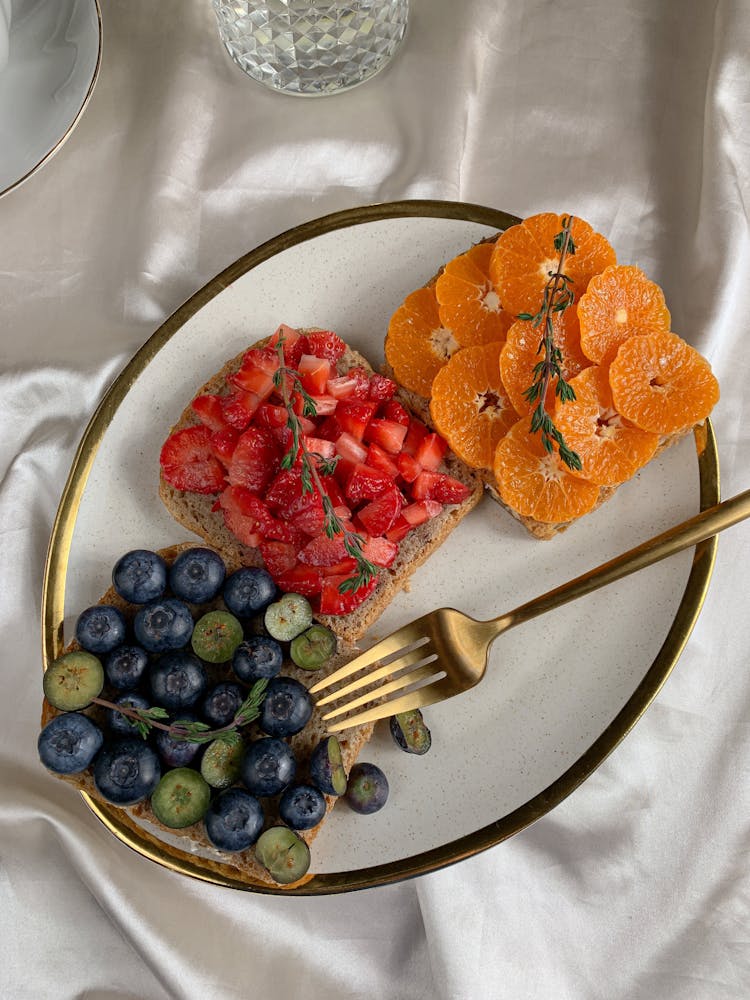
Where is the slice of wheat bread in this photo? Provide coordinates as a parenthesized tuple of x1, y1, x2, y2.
(41, 542, 374, 890)
(158, 331, 485, 644)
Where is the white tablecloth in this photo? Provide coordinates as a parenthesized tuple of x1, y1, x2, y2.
(3, 1, 749, 997)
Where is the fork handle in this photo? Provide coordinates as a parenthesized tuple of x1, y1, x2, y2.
(494, 488, 750, 632)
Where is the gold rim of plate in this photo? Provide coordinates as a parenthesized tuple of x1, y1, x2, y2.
(41, 200, 720, 895)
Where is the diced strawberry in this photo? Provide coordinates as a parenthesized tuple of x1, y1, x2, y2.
(335, 398, 378, 440)
(315, 415, 343, 441)
(366, 442, 400, 477)
(283, 491, 326, 536)
(308, 395, 338, 416)
(191, 394, 229, 433)
(367, 373, 398, 402)
(402, 499, 443, 525)
(356, 488, 403, 536)
(218, 486, 274, 547)
(298, 533, 349, 567)
(326, 375, 360, 400)
(259, 540, 298, 576)
(363, 418, 408, 454)
(411, 471, 472, 504)
(302, 436, 336, 460)
(241, 346, 279, 375)
(230, 365, 275, 402)
(303, 330, 347, 362)
(318, 572, 379, 615)
(269, 324, 305, 367)
(275, 564, 323, 597)
(160, 426, 226, 494)
(379, 399, 410, 426)
(415, 432, 448, 471)
(345, 463, 394, 503)
(210, 427, 240, 465)
(334, 432, 369, 466)
(402, 418, 428, 455)
(361, 536, 399, 568)
(385, 516, 412, 543)
(228, 426, 280, 494)
(395, 451, 422, 483)
(320, 557, 359, 577)
(255, 403, 289, 429)
(265, 467, 304, 511)
(298, 355, 332, 396)
(221, 389, 259, 431)
(320, 474, 347, 510)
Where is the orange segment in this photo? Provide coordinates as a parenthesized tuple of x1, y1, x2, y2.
(384, 286, 459, 398)
(577, 264, 671, 364)
(435, 242, 515, 347)
(489, 213, 617, 317)
(609, 331, 720, 435)
(429, 342, 518, 469)
(553, 366, 659, 486)
(499, 308, 590, 417)
(492, 419, 600, 524)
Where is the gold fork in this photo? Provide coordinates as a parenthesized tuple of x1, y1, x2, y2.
(309, 488, 750, 732)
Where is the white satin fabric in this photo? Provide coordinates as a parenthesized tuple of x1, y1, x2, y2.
(3, 1, 749, 997)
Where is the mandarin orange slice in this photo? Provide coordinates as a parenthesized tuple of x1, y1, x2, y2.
(609, 331, 719, 435)
(489, 213, 617, 318)
(577, 264, 671, 364)
(492, 418, 600, 524)
(429, 342, 517, 469)
(384, 286, 459, 398)
(553, 365, 659, 486)
(435, 242, 515, 347)
(499, 308, 590, 417)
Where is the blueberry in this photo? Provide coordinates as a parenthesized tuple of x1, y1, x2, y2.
(222, 566, 276, 617)
(345, 762, 389, 815)
(241, 737, 296, 797)
(169, 547, 226, 604)
(389, 709, 432, 755)
(38, 712, 104, 775)
(154, 713, 203, 768)
(191, 610, 243, 663)
(258, 677, 312, 737)
(43, 651, 104, 711)
(279, 784, 326, 831)
(104, 644, 149, 691)
(151, 767, 211, 829)
(93, 738, 161, 805)
(75, 605, 127, 654)
(201, 682, 244, 728)
(200, 733, 244, 789)
(112, 549, 167, 604)
(107, 692, 151, 736)
(232, 636, 283, 684)
(255, 827, 310, 885)
(134, 598, 193, 652)
(204, 788, 264, 852)
(149, 650, 208, 711)
(308, 736, 347, 797)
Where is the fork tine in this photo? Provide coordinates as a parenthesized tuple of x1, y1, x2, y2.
(324, 678, 453, 733)
(314, 638, 434, 708)
(320, 662, 440, 721)
(308, 619, 429, 696)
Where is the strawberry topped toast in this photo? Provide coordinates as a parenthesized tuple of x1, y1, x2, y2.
(158, 325, 484, 644)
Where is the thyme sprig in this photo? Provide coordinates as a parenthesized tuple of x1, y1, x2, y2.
(92, 678, 269, 743)
(518, 214, 582, 472)
(272, 338, 378, 594)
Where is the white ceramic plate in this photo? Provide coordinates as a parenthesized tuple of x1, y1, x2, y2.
(0, 0, 102, 198)
(44, 202, 718, 893)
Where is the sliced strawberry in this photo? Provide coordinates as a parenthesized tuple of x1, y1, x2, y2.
(327, 374, 360, 400)
(367, 373, 398, 402)
(334, 432, 369, 466)
(284, 491, 326, 536)
(228, 426, 280, 494)
(191, 393, 229, 433)
(402, 499, 443, 525)
(411, 470, 472, 504)
(230, 365, 275, 402)
(221, 389, 260, 431)
(366, 442, 400, 477)
(160, 426, 226, 494)
(265, 467, 304, 511)
(415, 432, 448, 471)
(298, 533, 349, 567)
(335, 399, 378, 440)
(255, 403, 289, 429)
(363, 418, 408, 454)
(210, 427, 240, 465)
(320, 474, 347, 510)
(356, 488, 403, 536)
(316, 415, 343, 441)
(318, 572, 379, 615)
(269, 324, 305, 367)
(395, 451, 422, 483)
(259, 540, 298, 576)
(379, 399, 410, 426)
(385, 516, 412, 543)
(241, 346, 279, 375)
(275, 564, 323, 597)
(218, 486, 270, 546)
(361, 535, 399, 568)
(402, 418, 428, 455)
(321, 557, 359, 577)
(302, 436, 336, 460)
(308, 395, 338, 416)
(298, 355, 332, 396)
(345, 463, 394, 503)
(304, 330, 346, 362)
